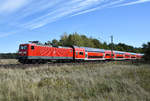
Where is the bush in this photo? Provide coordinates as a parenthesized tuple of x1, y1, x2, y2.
(142, 42, 150, 62)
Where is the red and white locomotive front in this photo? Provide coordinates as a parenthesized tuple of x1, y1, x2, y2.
(18, 44, 29, 57)
(18, 43, 36, 63)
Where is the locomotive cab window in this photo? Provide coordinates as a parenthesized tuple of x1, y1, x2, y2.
(31, 46, 35, 50)
(24, 46, 27, 50)
(20, 45, 27, 50)
(20, 46, 23, 50)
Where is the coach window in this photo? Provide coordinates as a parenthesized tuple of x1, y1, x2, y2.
(79, 52, 83, 55)
(106, 54, 110, 56)
(111, 54, 114, 56)
(31, 46, 34, 50)
(126, 55, 130, 57)
(76, 52, 78, 55)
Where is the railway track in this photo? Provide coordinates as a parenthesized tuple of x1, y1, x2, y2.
(0, 60, 141, 69)
(0, 61, 108, 69)
(0, 63, 68, 69)
(0, 64, 39, 69)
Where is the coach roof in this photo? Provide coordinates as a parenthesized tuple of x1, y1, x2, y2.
(80, 47, 105, 53)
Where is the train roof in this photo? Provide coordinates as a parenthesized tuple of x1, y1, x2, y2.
(80, 47, 105, 52)
(128, 52, 137, 55)
(113, 51, 126, 54)
(136, 53, 144, 56)
(21, 42, 72, 49)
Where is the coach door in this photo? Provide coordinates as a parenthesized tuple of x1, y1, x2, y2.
(85, 52, 88, 60)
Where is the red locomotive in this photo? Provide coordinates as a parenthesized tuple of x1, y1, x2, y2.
(18, 41, 144, 64)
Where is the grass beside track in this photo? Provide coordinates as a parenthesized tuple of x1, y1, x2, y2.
(0, 59, 18, 64)
(0, 62, 149, 101)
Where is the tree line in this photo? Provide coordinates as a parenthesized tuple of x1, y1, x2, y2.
(47, 32, 143, 53)
(47, 32, 149, 62)
(0, 32, 150, 62)
(0, 53, 17, 59)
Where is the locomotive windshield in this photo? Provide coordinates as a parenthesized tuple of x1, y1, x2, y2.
(20, 45, 28, 50)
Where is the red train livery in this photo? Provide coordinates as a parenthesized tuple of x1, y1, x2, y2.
(18, 41, 144, 64)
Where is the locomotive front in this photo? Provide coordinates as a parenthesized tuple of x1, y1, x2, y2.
(18, 43, 36, 64)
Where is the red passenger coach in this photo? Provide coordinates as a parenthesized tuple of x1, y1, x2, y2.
(136, 53, 144, 59)
(72, 46, 85, 60)
(81, 47, 105, 60)
(130, 53, 137, 59)
(114, 51, 125, 60)
(124, 52, 131, 60)
(104, 50, 115, 60)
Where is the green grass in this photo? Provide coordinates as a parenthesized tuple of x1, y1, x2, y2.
(0, 62, 149, 101)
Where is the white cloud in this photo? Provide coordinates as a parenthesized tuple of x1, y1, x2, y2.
(0, 31, 17, 38)
(0, 0, 150, 38)
(116, 0, 150, 7)
(71, 0, 125, 17)
(22, 0, 103, 29)
(0, 0, 29, 13)
(18, 0, 62, 18)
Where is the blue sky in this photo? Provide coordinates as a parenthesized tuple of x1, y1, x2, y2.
(0, 0, 150, 53)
